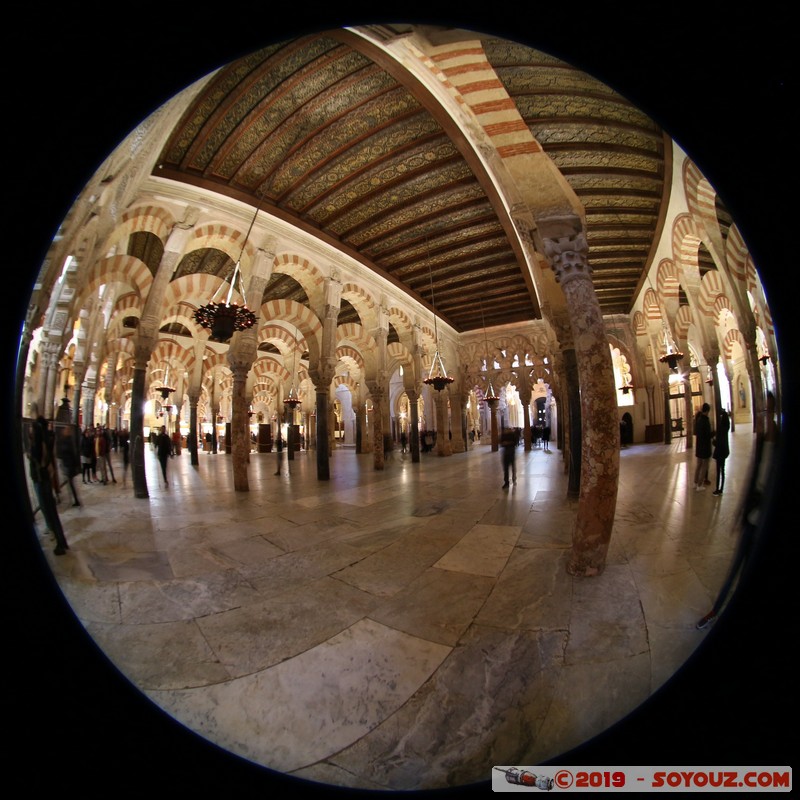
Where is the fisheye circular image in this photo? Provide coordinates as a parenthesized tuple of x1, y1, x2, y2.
(9, 11, 791, 797)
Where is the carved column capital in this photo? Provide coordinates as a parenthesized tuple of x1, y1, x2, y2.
(543, 231, 591, 286)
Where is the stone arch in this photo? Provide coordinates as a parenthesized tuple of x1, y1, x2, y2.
(259, 299, 323, 364)
(386, 341, 414, 379)
(336, 322, 378, 376)
(674, 304, 694, 341)
(386, 305, 415, 345)
(340, 281, 378, 329)
(632, 310, 648, 337)
(271, 252, 327, 313)
(252, 355, 291, 386)
(161, 272, 242, 320)
(671, 213, 705, 281)
(655, 258, 681, 302)
(725, 225, 749, 285)
(698, 268, 727, 319)
(721, 328, 747, 361)
(335, 344, 366, 374)
(76, 254, 153, 310)
(109, 204, 175, 251)
(683, 160, 721, 242)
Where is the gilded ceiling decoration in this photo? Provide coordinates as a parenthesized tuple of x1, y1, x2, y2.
(155, 29, 669, 331)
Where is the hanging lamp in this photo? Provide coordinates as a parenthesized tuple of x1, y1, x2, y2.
(658, 323, 684, 372)
(154, 357, 176, 400)
(480, 299, 498, 406)
(422, 237, 454, 391)
(284, 325, 302, 409)
(194, 202, 259, 343)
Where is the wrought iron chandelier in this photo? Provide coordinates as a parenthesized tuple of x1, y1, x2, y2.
(422, 238, 453, 391)
(194, 203, 259, 343)
(658, 323, 684, 372)
(284, 325, 302, 409)
(480, 300, 497, 405)
(154, 361, 175, 400)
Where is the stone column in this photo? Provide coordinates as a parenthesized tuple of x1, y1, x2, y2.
(130, 339, 152, 498)
(369, 385, 385, 470)
(544, 225, 619, 576)
(313, 380, 332, 479)
(188, 390, 200, 465)
(518, 381, 532, 451)
(229, 361, 250, 491)
(82, 381, 96, 430)
(407, 388, 421, 462)
(103, 355, 117, 427)
(40, 340, 61, 419)
(562, 347, 581, 496)
(662, 373, 673, 444)
(683, 374, 694, 446)
(434, 390, 452, 457)
(449, 389, 466, 453)
(487, 396, 499, 451)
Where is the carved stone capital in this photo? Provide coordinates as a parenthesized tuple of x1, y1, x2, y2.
(543, 232, 591, 285)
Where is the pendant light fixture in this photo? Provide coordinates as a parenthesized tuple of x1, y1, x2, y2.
(194, 202, 259, 343)
(480, 299, 498, 406)
(154, 351, 176, 400)
(422, 237, 453, 391)
(283, 325, 301, 409)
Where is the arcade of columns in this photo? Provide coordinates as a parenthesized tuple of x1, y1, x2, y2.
(19, 35, 779, 580)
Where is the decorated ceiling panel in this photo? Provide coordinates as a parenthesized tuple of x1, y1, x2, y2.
(156, 27, 668, 331)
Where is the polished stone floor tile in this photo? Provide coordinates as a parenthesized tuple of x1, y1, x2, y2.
(30, 428, 756, 792)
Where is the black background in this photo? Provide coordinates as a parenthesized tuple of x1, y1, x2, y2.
(4, 4, 794, 796)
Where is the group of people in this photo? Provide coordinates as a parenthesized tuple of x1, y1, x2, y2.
(693, 402, 731, 495)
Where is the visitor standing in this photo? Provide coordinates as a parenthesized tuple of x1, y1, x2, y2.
(500, 426, 518, 488)
(156, 425, 172, 488)
(712, 409, 731, 496)
(693, 402, 712, 491)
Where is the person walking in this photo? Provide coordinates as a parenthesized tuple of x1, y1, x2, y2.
(500, 426, 517, 488)
(95, 424, 109, 484)
(54, 398, 80, 507)
(693, 402, 712, 491)
(156, 425, 172, 487)
(99, 425, 117, 483)
(119, 429, 130, 487)
(712, 408, 731, 496)
(80, 427, 95, 483)
(28, 413, 70, 555)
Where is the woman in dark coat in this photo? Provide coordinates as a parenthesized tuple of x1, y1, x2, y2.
(80, 427, 95, 483)
(712, 409, 731, 496)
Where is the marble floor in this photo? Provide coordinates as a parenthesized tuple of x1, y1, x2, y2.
(31, 429, 755, 793)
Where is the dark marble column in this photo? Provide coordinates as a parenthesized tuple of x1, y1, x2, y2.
(130, 341, 152, 498)
(188, 392, 199, 466)
(407, 389, 421, 462)
(315, 386, 331, 480)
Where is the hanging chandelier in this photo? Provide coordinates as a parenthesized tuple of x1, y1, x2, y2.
(480, 299, 498, 405)
(658, 324, 684, 372)
(422, 238, 453, 391)
(154, 361, 175, 400)
(284, 325, 302, 408)
(194, 203, 259, 343)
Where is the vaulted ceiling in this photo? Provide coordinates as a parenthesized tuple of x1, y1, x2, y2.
(153, 25, 670, 333)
